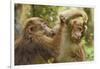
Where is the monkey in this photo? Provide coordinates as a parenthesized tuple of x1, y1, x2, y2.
(15, 17, 53, 65)
(52, 8, 88, 62)
(15, 17, 65, 65)
(15, 8, 88, 64)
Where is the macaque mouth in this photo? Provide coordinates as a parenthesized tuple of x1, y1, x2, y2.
(71, 31, 82, 42)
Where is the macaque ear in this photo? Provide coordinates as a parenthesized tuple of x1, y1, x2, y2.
(27, 25, 35, 34)
(24, 19, 35, 34)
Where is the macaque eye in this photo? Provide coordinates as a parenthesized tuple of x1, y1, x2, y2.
(71, 20, 77, 26)
(40, 20, 48, 25)
(41, 23, 47, 28)
(78, 27, 83, 31)
(40, 19, 45, 23)
(43, 22, 48, 26)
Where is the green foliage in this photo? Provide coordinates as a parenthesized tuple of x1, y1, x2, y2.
(31, 5, 60, 27)
(82, 38, 94, 61)
(15, 4, 94, 61)
(85, 46, 94, 61)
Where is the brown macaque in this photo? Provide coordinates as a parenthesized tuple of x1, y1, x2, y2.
(15, 17, 65, 65)
(54, 8, 88, 62)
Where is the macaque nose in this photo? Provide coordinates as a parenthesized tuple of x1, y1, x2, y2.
(76, 31, 81, 37)
(75, 31, 81, 39)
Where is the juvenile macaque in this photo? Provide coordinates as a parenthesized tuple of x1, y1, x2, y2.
(55, 8, 88, 62)
(15, 17, 65, 65)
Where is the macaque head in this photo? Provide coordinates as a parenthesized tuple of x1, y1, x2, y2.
(59, 9, 88, 42)
(69, 17, 87, 42)
(23, 17, 53, 38)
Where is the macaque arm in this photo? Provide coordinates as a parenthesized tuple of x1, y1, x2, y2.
(73, 45, 86, 61)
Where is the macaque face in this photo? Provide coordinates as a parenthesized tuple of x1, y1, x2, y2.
(69, 17, 85, 42)
(24, 17, 53, 36)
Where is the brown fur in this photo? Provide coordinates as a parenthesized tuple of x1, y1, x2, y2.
(55, 9, 88, 62)
(15, 17, 65, 65)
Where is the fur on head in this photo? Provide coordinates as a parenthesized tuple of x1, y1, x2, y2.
(23, 17, 54, 40)
(59, 8, 88, 43)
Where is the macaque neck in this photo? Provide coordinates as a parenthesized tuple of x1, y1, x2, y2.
(58, 29, 81, 62)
